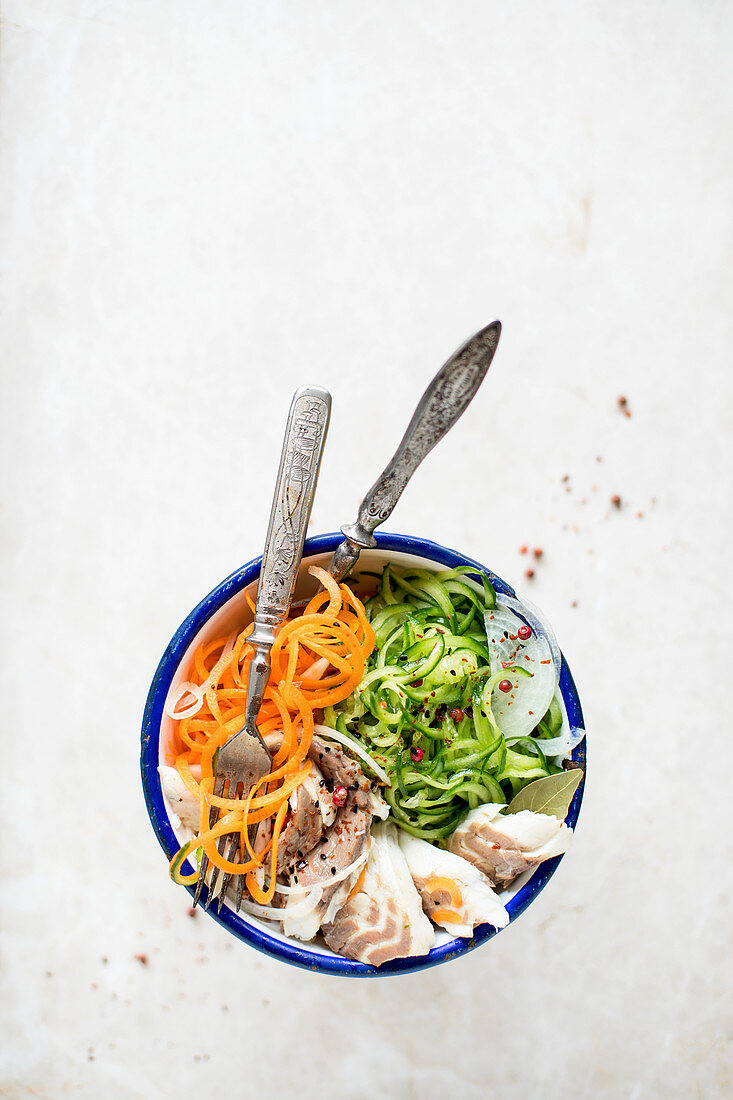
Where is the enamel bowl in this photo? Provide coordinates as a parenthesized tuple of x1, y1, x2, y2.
(141, 531, 586, 976)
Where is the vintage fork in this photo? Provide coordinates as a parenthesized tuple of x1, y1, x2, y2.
(329, 320, 501, 581)
(194, 384, 332, 911)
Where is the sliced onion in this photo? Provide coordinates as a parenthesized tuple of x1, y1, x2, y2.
(315, 848, 368, 888)
(274, 881, 316, 896)
(498, 595, 562, 681)
(314, 724, 391, 786)
(248, 851, 369, 923)
(484, 607, 557, 739)
(300, 657, 330, 681)
(241, 886, 323, 922)
(164, 681, 205, 720)
(537, 724, 586, 758)
(284, 849, 369, 907)
(248, 840, 367, 919)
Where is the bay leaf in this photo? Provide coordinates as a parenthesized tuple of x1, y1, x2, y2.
(506, 769, 583, 820)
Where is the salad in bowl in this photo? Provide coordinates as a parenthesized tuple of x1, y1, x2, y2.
(141, 531, 586, 976)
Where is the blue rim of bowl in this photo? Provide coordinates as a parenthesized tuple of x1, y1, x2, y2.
(141, 531, 586, 977)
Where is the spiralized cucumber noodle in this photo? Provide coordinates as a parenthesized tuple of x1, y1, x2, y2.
(323, 564, 569, 842)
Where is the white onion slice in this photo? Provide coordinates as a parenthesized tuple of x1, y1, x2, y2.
(254, 850, 369, 924)
(248, 844, 367, 915)
(164, 681, 205, 720)
(536, 724, 586, 758)
(314, 724, 391, 786)
(300, 657, 330, 681)
(499, 595, 562, 681)
(284, 849, 368, 905)
(484, 608, 557, 739)
(314, 848, 368, 888)
(274, 881, 316, 896)
(241, 886, 323, 922)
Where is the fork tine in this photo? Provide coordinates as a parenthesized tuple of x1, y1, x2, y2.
(215, 831, 241, 913)
(234, 871, 245, 913)
(193, 773, 225, 909)
(215, 777, 245, 911)
(235, 820, 260, 912)
(192, 860, 208, 908)
(204, 776, 230, 911)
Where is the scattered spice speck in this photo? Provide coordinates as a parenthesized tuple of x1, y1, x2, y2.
(519, 544, 528, 554)
(533, 547, 543, 559)
(134, 954, 148, 966)
(571, 600, 578, 608)
(611, 494, 622, 509)
(525, 568, 535, 579)
(188, 907, 197, 918)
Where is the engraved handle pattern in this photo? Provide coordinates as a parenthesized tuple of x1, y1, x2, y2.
(330, 321, 501, 581)
(249, 386, 331, 650)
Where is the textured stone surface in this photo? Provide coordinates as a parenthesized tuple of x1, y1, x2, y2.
(1, 2, 731, 1097)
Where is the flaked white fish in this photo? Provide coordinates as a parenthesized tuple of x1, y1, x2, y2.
(399, 833, 508, 937)
(449, 802, 572, 889)
(159, 765, 200, 833)
(281, 736, 375, 941)
(322, 823, 435, 966)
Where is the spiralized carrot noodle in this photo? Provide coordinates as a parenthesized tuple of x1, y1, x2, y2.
(429, 908, 464, 924)
(167, 566, 376, 901)
(425, 875, 464, 909)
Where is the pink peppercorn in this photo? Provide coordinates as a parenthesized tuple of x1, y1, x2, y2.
(517, 624, 532, 640)
(498, 679, 513, 693)
(331, 786, 348, 807)
(410, 747, 425, 763)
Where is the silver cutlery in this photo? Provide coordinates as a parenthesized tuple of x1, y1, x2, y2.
(195, 384, 332, 911)
(329, 320, 501, 581)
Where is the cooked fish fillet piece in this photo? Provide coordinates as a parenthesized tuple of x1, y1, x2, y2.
(398, 833, 509, 937)
(322, 823, 435, 965)
(159, 766, 200, 833)
(277, 762, 336, 872)
(448, 803, 572, 889)
(366, 789, 390, 821)
(281, 736, 375, 941)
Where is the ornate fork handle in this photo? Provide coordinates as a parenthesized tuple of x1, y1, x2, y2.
(246, 386, 331, 723)
(329, 320, 501, 581)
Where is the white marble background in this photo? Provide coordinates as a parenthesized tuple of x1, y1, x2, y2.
(1, 1, 731, 1097)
